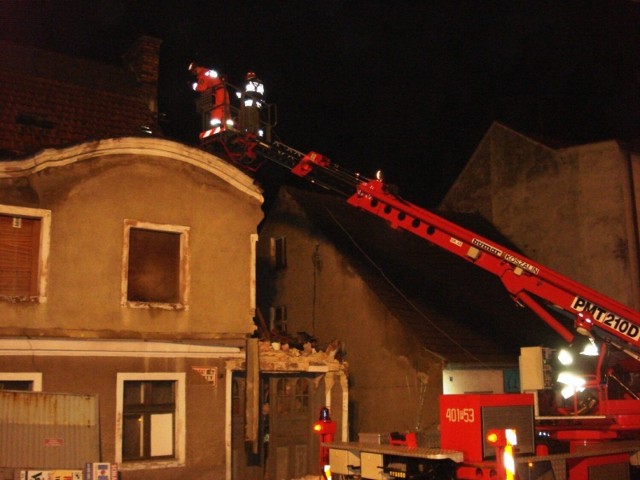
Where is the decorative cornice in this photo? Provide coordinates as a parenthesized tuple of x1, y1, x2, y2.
(0, 137, 263, 202)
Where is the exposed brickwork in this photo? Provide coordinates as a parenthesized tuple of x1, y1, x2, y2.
(123, 36, 162, 116)
(124, 36, 162, 86)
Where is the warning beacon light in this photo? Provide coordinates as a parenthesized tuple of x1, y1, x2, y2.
(312, 407, 337, 475)
(486, 429, 504, 446)
(313, 407, 336, 435)
(486, 428, 517, 447)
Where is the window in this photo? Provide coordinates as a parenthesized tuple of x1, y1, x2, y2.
(116, 373, 185, 468)
(0, 205, 51, 302)
(276, 378, 291, 415)
(293, 378, 309, 412)
(270, 236, 287, 269)
(0, 380, 31, 390)
(232, 377, 243, 416)
(269, 305, 288, 332)
(275, 378, 310, 416)
(123, 381, 175, 460)
(122, 220, 190, 309)
(0, 372, 42, 391)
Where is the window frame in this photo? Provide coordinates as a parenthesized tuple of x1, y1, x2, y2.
(121, 220, 190, 310)
(0, 372, 43, 391)
(0, 204, 51, 303)
(116, 372, 186, 470)
(274, 377, 310, 417)
(269, 305, 288, 332)
(270, 236, 287, 269)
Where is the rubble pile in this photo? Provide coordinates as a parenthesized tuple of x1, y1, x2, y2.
(258, 338, 346, 373)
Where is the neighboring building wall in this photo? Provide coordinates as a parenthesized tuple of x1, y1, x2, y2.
(0, 137, 263, 479)
(257, 189, 444, 438)
(441, 123, 640, 310)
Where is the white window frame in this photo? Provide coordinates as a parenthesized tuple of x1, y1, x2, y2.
(0, 372, 43, 391)
(0, 204, 51, 303)
(115, 372, 186, 470)
(121, 220, 190, 310)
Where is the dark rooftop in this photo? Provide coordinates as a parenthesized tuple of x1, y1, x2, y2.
(0, 39, 160, 159)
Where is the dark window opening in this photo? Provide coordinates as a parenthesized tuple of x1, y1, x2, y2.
(270, 305, 288, 332)
(127, 228, 181, 303)
(272, 236, 287, 269)
(0, 380, 33, 391)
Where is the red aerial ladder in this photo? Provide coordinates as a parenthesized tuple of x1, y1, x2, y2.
(188, 63, 640, 359)
(190, 64, 640, 479)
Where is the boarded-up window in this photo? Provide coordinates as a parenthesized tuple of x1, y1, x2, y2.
(123, 380, 176, 461)
(127, 228, 181, 304)
(0, 214, 41, 297)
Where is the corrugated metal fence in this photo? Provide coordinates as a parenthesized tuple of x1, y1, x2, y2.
(0, 391, 100, 469)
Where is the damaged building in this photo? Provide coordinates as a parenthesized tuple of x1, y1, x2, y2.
(2, 26, 638, 480)
(0, 37, 346, 480)
(256, 186, 556, 439)
(255, 123, 640, 443)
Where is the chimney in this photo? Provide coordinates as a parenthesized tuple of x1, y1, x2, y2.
(123, 36, 162, 119)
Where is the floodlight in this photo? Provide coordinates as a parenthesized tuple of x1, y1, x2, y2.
(557, 349, 573, 366)
(580, 338, 599, 356)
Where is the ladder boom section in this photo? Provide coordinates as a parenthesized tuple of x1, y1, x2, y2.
(231, 131, 640, 355)
(261, 147, 370, 197)
(343, 178, 640, 352)
(275, 147, 640, 351)
(190, 61, 640, 352)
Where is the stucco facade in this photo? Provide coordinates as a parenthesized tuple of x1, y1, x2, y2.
(0, 138, 262, 338)
(441, 123, 640, 311)
(0, 137, 263, 479)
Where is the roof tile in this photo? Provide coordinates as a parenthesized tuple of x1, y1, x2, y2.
(0, 40, 159, 158)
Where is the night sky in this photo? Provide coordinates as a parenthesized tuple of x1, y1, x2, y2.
(2, 1, 639, 206)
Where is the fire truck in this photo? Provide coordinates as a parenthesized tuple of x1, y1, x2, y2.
(189, 64, 640, 479)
